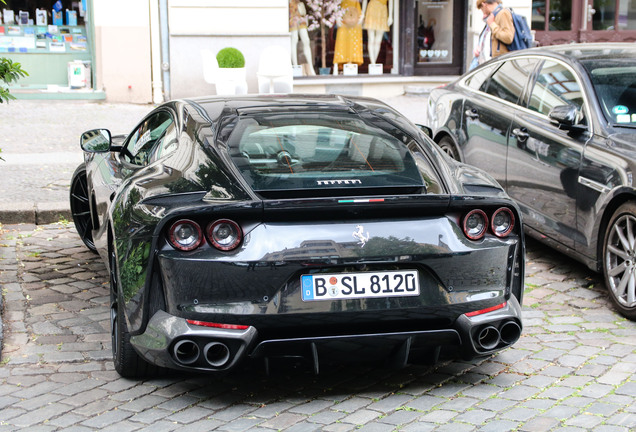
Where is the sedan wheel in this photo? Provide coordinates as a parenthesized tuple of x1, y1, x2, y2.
(70, 165, 96, 252)
(603, 202, 636, 320)
(438, 136, 461, 161)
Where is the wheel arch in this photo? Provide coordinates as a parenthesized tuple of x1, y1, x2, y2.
(432, 130, 463, 163)
(595, 192, 636, 272)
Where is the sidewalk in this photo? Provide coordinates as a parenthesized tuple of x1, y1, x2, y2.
(0, 94, 428, 225)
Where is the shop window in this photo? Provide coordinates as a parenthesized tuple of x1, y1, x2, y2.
(531, 0, 572, 31)
(293, 0, 396, 76)
(0, 1, 88, 53)
(593, 0, 617, 30)
(618, 0, 636, 29)
(417, 1, 452, 64)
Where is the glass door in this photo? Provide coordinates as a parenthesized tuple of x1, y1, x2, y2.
(531, 1, 583, 45)
(581, 0, 636, 42)
(406, 0, 464, 76)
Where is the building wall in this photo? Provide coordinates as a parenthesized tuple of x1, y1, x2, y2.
(167, 0, 289, 99)
(93, 0, 153, 103)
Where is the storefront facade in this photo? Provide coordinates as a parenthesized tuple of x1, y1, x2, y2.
(7, 1, 634, 103)
(164, 0, 471, 100)
(532, 0, 636, 45)
(0, 0, 98, 97)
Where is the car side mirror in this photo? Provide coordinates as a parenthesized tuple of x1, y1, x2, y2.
(80, 128, 112, 153)
(549, 105, 585, 132)
(416, 124, 433, 138)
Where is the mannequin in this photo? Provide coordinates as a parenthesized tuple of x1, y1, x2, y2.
(332, 0, 364, 75)
(361, 0, 393, 65)
(289, 0, 315, 75)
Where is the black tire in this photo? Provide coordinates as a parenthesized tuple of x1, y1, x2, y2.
(602, 202, 636, 320)
(70, 165, 97, 252)
(109, 241, 159, 377)
(438, 136, 461, 161)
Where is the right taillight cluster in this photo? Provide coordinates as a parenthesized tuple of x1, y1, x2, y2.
(462, 208, 515, 240)
(168, 219, 243, 252)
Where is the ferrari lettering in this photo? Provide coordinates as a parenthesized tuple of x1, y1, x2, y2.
(316, 179, 362, 186)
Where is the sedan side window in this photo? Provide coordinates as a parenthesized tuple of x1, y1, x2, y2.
(483, 58, 538, 105)
(528, 61, 586, 124)
(465, 63, 498, 91)
(123, 111, 174, 166)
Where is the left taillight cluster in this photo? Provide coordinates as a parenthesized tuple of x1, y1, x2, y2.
(461, 207, 515, 240)
(168, 219, 242, 252)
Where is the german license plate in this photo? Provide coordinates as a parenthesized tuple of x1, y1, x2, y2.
(301, 270, 419, 301)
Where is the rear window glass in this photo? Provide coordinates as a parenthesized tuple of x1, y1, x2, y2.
(582, 60, 636, 125)
(226, 113, 426, 194)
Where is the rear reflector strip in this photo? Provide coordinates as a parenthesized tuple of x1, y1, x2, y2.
(465, 302, 506, 317)
(186, 320, 249, 330)
(338, 199, 385, 203)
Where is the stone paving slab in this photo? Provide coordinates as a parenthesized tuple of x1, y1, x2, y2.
(0, 223, 635, 431)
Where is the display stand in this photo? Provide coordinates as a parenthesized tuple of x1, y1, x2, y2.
(343, 63, 358, 76)
(368, 63, 383, 75)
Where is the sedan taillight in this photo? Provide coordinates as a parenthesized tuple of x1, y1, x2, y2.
(168, 219, 203, 251)
(462, 207, 515, 240)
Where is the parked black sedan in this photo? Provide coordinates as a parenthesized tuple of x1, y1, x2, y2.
(70, 94, 524, 377)
(427, 43, 636, 320)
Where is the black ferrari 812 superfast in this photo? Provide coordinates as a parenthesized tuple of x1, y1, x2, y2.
(70, 95, 524, 377)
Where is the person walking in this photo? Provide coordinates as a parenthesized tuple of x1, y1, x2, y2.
(469, 4, 492, 70)
(477, 0, 514, 58)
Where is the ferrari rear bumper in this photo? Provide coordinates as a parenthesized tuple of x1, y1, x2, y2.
(130, 296, 522, 373)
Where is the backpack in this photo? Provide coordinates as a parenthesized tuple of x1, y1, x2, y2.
(493, 6, 533, 51)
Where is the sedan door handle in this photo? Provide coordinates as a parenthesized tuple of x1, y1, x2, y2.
(512, 127, 529, 141)
(464, 109, 479, 119)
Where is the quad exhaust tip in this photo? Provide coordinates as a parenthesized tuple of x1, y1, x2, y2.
(474, 319, 521, 351)
(172, 339, 232, 369)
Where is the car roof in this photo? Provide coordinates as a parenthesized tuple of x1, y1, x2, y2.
(183, 93, 380, 113)
(511, 42, 636, 62)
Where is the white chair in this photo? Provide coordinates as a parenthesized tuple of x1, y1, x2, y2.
(201, 49, 218, 85)
(257, 45, 294, 94)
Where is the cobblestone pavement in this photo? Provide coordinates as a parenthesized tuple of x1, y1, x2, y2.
(0, 223, 635, 431)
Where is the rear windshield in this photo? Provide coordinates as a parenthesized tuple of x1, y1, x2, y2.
(225, 112, 425, 196)
(581, 59, 636, 126)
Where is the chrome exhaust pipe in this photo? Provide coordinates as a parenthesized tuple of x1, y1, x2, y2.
(203, 342, 231, 368)
(499, 320, 521, 345)
(173, 339, 200, 365)
(476, 325, 500, 350)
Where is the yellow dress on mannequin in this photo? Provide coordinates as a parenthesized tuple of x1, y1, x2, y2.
(363, 0, 390, 32)
(333, 0, 363, 66)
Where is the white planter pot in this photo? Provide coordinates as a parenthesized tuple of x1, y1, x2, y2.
(215, 67, 248, 95)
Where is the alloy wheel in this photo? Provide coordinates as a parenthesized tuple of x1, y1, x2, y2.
(605, 212, 636, 311)
(70, 166, 96, 251)
(438, 137, 461, 161)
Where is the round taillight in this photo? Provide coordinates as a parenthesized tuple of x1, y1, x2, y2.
(491, 207, 515, 238)
(207, 219, 242, 251)
(168, 219, 203, 251)
(463, 209, 488, 240)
